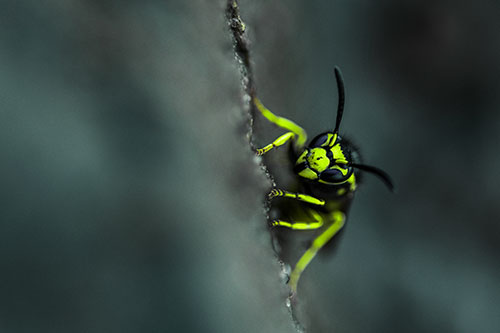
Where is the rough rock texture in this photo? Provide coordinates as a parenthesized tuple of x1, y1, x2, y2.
(2, 1, 500, 333)
(0, 1, 293, 332)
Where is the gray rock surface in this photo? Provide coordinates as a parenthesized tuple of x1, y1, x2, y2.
(2, 1, 500, 332)
(0, 1, 292, 332)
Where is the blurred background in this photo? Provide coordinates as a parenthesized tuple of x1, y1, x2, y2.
(247, 0, 500, 332)
(1, 0, 499, 332)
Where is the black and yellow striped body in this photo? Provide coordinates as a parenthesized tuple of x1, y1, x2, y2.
(293, 132, 360, 198)
(254, 99, 357, 293)
(253, 67, 393, 294)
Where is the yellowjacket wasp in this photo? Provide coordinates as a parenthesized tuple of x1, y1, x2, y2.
(254, 67, 394, 294)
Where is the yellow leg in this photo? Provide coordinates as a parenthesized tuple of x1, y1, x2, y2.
(272, 219, 324, 230)
(271, 209, 324, 230)
(268, 189, 325, 206)
(256, 132, 295, 156)
(289, 211, 346, 293)
(254, 97, 308, 149)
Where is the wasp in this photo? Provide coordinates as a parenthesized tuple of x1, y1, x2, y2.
(254, 67, 394, 294)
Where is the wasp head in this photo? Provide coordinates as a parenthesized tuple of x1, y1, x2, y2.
(293, 132, 356, 190)
(292, 67, 394, 193)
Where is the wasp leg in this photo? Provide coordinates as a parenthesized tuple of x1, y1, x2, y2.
(271, 209, 324, 230)
(289, 211, 346, 293)
(254, 97, 307, 148)
(268, 189, 325, 206)
(256, 132, 295, 156)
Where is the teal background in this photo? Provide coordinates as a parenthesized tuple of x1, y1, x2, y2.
(1, 1, 500, 332)
(249, 1, 500, 331)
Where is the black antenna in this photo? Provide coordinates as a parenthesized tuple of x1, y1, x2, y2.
(333, 66, 345, 134)
(351, 163, 395, 192)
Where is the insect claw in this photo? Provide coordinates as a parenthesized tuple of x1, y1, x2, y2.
(268, 189, 281, 199)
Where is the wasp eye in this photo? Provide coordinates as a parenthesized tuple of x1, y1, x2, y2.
(309, 133, 329, 147)
(320, 168, 347, 183)
(336, 162, 348, 169)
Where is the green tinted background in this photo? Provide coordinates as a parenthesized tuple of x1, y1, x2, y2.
(1, 1, 499, 332)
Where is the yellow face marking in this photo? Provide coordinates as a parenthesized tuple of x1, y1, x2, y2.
(326, 133, 338, 147)
(330, 143, 348, 163)
(295, 149, 309, 165)
(307, 148, 329, 172)
(298, 168, 318, 180)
